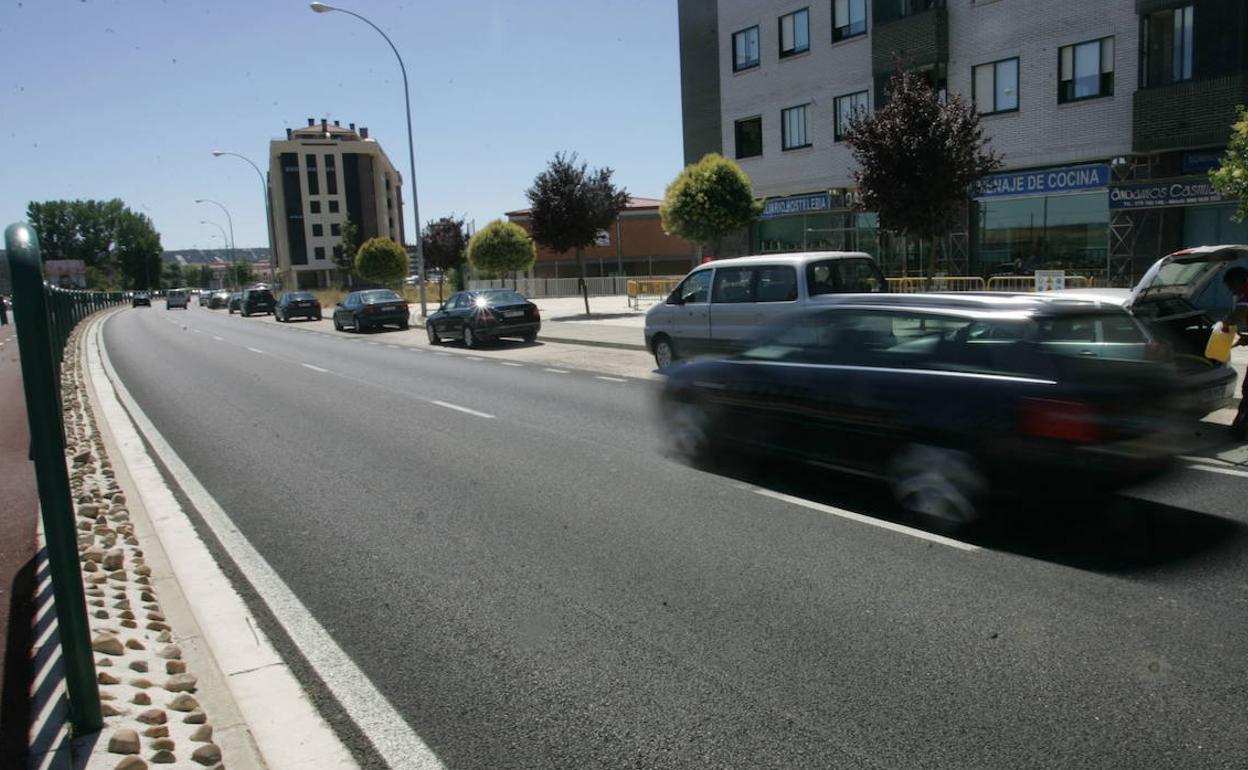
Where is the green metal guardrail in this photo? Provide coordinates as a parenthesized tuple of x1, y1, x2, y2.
(6, 222, 127, 735)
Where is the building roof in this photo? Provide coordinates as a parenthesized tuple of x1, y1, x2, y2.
(505, 197, 664, 218)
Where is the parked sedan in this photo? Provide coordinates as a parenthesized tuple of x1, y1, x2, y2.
(132, 292, 151, 307)
(332, 289, 410, 332)
(426, 289, 541, 348)
(275, 291, 323, 322)
(227, 293, 242, 314)
(659, 294, 1188, 530)
(239, 287, 276, 317)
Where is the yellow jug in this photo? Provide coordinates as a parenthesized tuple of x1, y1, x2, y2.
(1205, 322, 1237, 363)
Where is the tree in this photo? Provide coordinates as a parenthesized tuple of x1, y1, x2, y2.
(660, 153, 760, 260)
(466, 220, 536, 286)
(355, 237, 409, 287)
(1210, 105, 1248, 223)
(26, 198, 161, 289)
(232, 261, 256, 287)
(196, 264, 214, 289)
(844, 64, 1003, 275)
(333, 216, 359, 289)
(526, 152, 630, 315)
(422, 215, 468, 300)
(114, 209, 163, 290)
(161, 261, 185, 289)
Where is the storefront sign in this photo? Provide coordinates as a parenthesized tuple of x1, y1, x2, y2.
(760, 192, 833, 220)
(1108, 179, 1226, 210)
(976, 164, 1110, 199)
(1181, 150, 1224, 175)
(1034, 270, 1066, 292)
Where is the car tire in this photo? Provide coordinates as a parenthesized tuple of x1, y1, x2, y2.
(399, 320, 410, 330)
(653, 335, 677, 369)
(354, 315, 366, 333)
(889, 444, 987, 531)
(462, 325, 477, 348)
(522, 331, 537, 343)
(427, 324, 440, 344)
(333, 317, 344, 331)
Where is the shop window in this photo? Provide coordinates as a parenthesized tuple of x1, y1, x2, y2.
(782, 104, 810, 150)
(973, 58, 1019, 114)
(1142, 5, 1193, 87)
(1059, 37, 1113, 103)
(833, 0, 866, 41)
(834, 91, 868, 141)
(735, 116, 763, 159)
(975, 191, 1108, 275)
(732, 26, 760, 72)
(779, 9, 810, 59)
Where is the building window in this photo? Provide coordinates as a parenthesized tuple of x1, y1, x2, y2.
(326, 170, 338, 196)
(834, 91, 868, 141)
(1059, 37, 1113, 103)
(331, 223, 341, 236)
(779, 9, 810, 58)
(309, 201, 321, 214)
(1142, 5, 1193, 87)
(324, 154, 335, 168)
(312, 224, 323, 237)
(732, 26, 760, 72)
(973, 57, 1019, 114)
(328, 200, 340, 213)
(781, 104, 810, 150)
(833, 0, 866, 41)
(735, 116, 763, 159)
(305, 154, 320, 195)
(314, 246, 325, 260)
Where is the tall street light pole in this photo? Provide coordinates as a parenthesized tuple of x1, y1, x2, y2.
(195, 198, 237, 290)
(310, 1, 427, 317)
(212, 150, 279, 291)
(200, 220, 232, 290)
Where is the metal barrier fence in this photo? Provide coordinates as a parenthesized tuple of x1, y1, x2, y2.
(6, 222, 128, 734)
(887, 274, 1096, 293)
(466, 275, 688, 300)
(627, 278, 682, 308)
(984, 275, 1093, 292)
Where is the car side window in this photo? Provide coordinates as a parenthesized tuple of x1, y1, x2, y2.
(671, 270, 712, 304)
(1037, 316, 1097, 343)
(712, 267, 755, 303)
(755, 266, 797, 302)
(834, 259, 884, 293)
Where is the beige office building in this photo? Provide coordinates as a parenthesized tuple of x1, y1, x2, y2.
(269, 118, 404, 289)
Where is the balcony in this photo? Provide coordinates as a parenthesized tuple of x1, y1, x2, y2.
(1133, 74, 1248, 152)
(871, 4, 948, 75)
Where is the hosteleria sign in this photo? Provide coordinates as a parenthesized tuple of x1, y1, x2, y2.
(1108, 179, 1226, 210)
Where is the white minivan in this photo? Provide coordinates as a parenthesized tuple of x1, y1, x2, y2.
(644, 252, 887, 368)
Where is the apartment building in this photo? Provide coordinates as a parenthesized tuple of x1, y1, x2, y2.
(679, 0, 1248, 281)
(268, 119, 404, 289)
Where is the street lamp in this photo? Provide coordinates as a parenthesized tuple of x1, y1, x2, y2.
(212, 150, 278, 291)
(200, 220, 233, 291)
(195, 199, 237, 290)
(310, 1, 427, 317)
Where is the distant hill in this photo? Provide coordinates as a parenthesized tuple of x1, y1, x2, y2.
(163, 248, 271, 265)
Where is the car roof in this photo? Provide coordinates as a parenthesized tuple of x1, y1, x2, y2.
(687, 251, 873, 270)
(808, 292, 1132, 317)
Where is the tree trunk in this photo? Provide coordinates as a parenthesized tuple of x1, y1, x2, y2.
(575, 247, 590, 316)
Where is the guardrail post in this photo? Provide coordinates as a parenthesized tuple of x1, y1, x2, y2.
(4, 223, 103, 735)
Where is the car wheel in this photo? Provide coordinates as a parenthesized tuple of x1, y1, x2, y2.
(462, 324, 477, 348)
(399, 320, 410, 330)
(653, 335, 677, 369)
(427, 324, 440, 344)
(522, 331, 537, 343)
(663, 395, 718, 467)
(354, 315, 366, 332)
(333, 316, 344, 331)
(315, 314, 322, 321)
(889, 444, 987, 531)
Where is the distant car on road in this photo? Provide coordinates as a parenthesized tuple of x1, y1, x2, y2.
(132, 292, 151, 308)
(275, 291, 322, 322)
(209, 290, 231, 309)
(198, 291, 212, 307)
(426, 289, 540, 348)
(332, 289, 410, 332)
(227, 293, 242, 314)
(165, 288, 190, 310)
(239, 287, 276, 317)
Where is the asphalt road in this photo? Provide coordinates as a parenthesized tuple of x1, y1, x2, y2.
(102, 305, 1248, 769)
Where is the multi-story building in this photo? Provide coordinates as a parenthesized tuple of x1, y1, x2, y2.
(268, 119, 404, 289)
(679, 0, 1248, 282)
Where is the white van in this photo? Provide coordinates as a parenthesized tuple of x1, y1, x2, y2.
(165, 288, 190, 310)
(644, 252, 887, 367)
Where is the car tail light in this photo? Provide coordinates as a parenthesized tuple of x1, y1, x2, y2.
(400, 302, 409, 312)
(531, 306, 540, 320)
(1019, 398, 1102, 443)
(364, 305, 377, 314)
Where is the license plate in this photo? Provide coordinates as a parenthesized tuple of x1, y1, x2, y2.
(382, 305, 397, 311)
(504, 310, 524, 318)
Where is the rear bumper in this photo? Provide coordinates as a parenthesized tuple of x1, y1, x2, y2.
(1171, 367, 1238, 416)
(478, 321, 540, 338)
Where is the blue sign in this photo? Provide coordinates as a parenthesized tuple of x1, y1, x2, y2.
(1181, 150, 1224, 175)
(975, 163, 1110, 199)
(1108, 179, 1225, 210)
(760, 192, 833, 220)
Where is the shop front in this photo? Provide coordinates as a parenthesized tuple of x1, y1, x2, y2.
(753, 190, 884, 263)
(1110, 174, 1248, 260)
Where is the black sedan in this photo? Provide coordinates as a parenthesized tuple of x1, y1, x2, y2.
(426, 289, 541, 348)
(332, 289, 410, 332)
(131, 292, 151, 307)
(275, 291, 323, 322)
(659, 294, 1188, 530)
(208, 290, 231, 309)
(227, 293, 242, 314)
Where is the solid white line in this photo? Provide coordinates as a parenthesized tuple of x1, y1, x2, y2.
(247, 347, 265, 354)
(432, 400, 495, 419)
(467, 356, 484, 361)
(543, 368, 570, 374)
(751, 487, 980, 552)
(1187, 463, 1248, 479)
(213, 335, 224, 341)
(301, 363, 330, 373)
(500, 362, 523, 367)
(91, 320, 443, 769)
(594, 375, 627, 382)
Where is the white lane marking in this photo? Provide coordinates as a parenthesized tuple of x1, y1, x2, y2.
(544, 368, 570, 374)
(594, 375, 627, 382)
(386, 344, 400, 349)
(367, 342, 380, 346)
(212, 335, 224, 341)
(302, 363, 330, 373)
(247, 347, 265, 354)
(434, 352, 451, 357)
(1187, 463, 1248, 479)
(92, 319, 443, 769)
(432, 400, 495, 419)
(467, 356, 484, 361)
(409, 347, 425, 353)
(751, 487, 980, 552)
(500, 362, 523, 367)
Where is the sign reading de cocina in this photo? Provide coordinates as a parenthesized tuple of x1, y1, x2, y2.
(1108, 180, 1226, 210)
(975, 164, 1110, 199)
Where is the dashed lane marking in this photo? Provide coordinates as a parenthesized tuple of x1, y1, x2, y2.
(431, 400, 495, 419)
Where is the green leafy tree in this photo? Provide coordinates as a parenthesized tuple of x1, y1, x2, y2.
(422, 215, 468, 300)
(1210, 105, 1248, 222)
(334, 216, 360, 289)
(355, 237, 409, 287)
(466, 220, 536, 286)
(161, 261, 185, 289)
(114, 210, 163, 290)
(844, 64, 1003, 275)
(26, 198, 161, 289)
(196, 264, 213, 289)
(232, 261, 256, 287)
(526, 152, 630, 315)
(660, 153, 760, 260)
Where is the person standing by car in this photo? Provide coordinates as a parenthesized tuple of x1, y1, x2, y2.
(1224, 267, 1248, 439)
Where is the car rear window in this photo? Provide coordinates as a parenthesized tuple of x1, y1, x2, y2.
(288, 292, 315, 301)
(360, 290, 401, 303)
(479, 289, 528, 304)
(807, 258, 884, 296)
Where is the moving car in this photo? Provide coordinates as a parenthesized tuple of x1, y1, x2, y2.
(197, 290, 212, 307)
(227, 293, 242, 314)
(426, 289, 540, 348)
(658, 294, 1188, 529)
(275, 291, 323, 322)
(208, 290, 231, 309)
(332, 289, 410, 332)
(645, 252, 887, 368)
(239, 287, 276, 317)
(132, 292, 151, 307)
(165, 288, 189, 309)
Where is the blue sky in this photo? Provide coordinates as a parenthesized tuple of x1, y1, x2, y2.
(0, 0, 683, 250)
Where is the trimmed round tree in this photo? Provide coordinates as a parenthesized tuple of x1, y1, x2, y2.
(466, 219, 536, 280)
(660, 153, 760, 260)
(1210, 105, 1248, 223)
(355, 237, 409, 287)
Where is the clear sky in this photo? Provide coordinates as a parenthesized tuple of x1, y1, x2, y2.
(0, 0, 684, 251)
